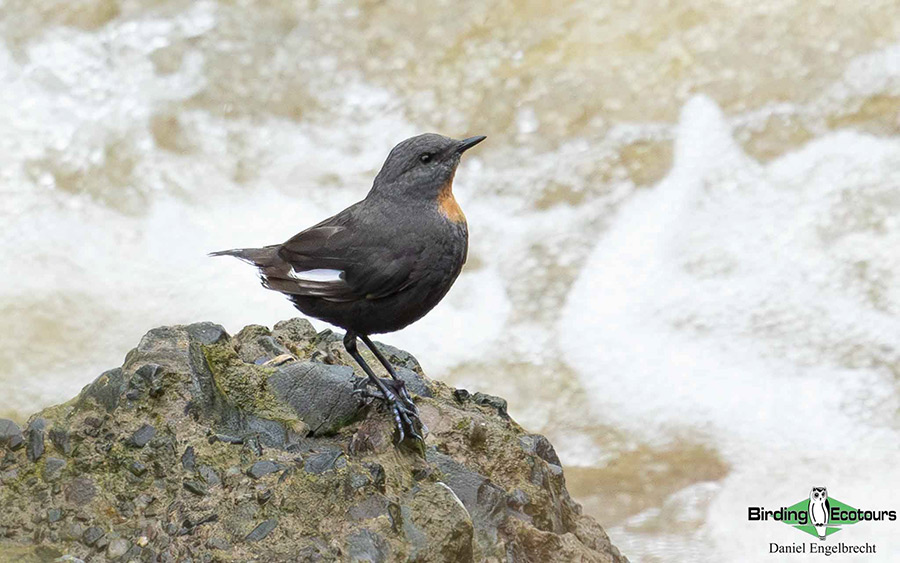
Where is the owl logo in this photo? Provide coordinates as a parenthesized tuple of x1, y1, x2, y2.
(808, 487, 830, 540)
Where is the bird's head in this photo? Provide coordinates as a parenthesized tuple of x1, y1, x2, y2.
(810, 487, 828, 500)
(370, 133, 486, 202)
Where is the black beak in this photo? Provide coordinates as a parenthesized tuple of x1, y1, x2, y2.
(457, 135, 486, 154)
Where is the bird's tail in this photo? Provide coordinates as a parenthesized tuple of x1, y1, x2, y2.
(208, 245, 279, 267)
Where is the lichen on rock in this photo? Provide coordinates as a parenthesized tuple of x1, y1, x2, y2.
(0, 319, 627, 562)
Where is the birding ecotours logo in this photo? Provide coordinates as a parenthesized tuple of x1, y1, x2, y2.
(808, 487, 830, 539)
(748, 487, 897, 540)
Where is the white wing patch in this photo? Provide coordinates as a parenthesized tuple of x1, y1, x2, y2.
(288, 267, 344, 283)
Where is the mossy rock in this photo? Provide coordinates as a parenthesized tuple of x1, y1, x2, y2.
(0, 320, 627, 563)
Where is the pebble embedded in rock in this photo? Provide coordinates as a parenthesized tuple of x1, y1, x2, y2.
(107, 538, 129, 558)
(210, 433, 244, 445)
(268, 362, 359, 436)
(127, 363, 166, 401)
(43, 457, 66, 481)
(508, 488, 530, 510)
(7, 433, 23, 451)
(0, 419, 22, 450)
(453, 388, 470, 403)
(247, 460, 280, 479)
(348, 471, 370, 489)
(198, 464, 220, 486)
(235, 325, 291, 364)
(48, 428, 71, 456)
(180, 446, 196, 471)
(82, 525, 105, 546)
(136, 363, 162, 385)
(363, 462, 386, 492)
(134, 493, 153, 510)
(128, 424, 155, 448)
(119, 501, 138, 520)
(81, 417, 102, 438)
(62, 522, 84, 542)
(272, 317, 317, 342)
(472, 392, 508, 418)
(47, 508, 62, 523)
(186, 322, 229, 345)
(303, 450, 344, 475)
(242, 434, 263, 455)
(346, 529, 390, 562)
(394, 366, 433, 398)
(183, 479, 208, 496)
(424, 450, 490, 516)
(128, 461, 147, 476)
(26, 418, 45, 462)
(79, 368, 126, 413)
(348, 496, 391, 521)
(404, 481, 475, 562)
(207, 537, 231, 550)
(83, 417, 102, 428)
(186, 513, 218, 532)
(519, 434, 562, 466)
(244, 519, 277, 542)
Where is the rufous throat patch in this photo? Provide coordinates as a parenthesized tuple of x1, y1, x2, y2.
(437, 178, 466, 223)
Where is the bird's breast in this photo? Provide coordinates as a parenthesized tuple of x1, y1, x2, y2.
(437, 186, 466, 224)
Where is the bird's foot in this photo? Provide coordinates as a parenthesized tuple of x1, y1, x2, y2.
(353, 378, 418, 413)
(352, 378, 426, 443)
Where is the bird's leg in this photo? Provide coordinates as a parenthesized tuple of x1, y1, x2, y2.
(343, 332, 423, 443)
(358, 334, 417, 414)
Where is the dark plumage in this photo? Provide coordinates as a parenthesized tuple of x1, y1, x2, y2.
(211, 133, 486, 442)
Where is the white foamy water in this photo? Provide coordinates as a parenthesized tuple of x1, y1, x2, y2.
(0, 9, 516, 414)
(2, 2, 900, 560)
(562, 97, 900, 561)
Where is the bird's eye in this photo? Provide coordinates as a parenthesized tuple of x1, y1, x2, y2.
(420, 153, 433, 164)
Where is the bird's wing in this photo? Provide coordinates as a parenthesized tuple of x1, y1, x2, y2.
(260, 207, 419, 303)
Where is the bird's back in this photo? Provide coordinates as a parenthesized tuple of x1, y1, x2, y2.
(214, 196, 467, 334)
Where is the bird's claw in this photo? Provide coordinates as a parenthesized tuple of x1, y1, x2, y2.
(355, 378, 418, 412)
(351, 388, 387, 401)
(384, 379, 419, 414)
(354, 378, 425, 443)
(390, 397, 425, 443)
(392, 404, 410, 443)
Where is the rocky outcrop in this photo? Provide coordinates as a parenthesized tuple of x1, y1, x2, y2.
(0, 319, 626, 562)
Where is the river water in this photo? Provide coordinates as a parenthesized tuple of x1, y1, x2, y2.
(2, 2, 899, 561)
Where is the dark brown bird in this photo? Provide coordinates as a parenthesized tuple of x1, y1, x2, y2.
(210, 133, 486, 442)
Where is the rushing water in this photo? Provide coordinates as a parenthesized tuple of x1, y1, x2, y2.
(2, 2, 900, 561)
